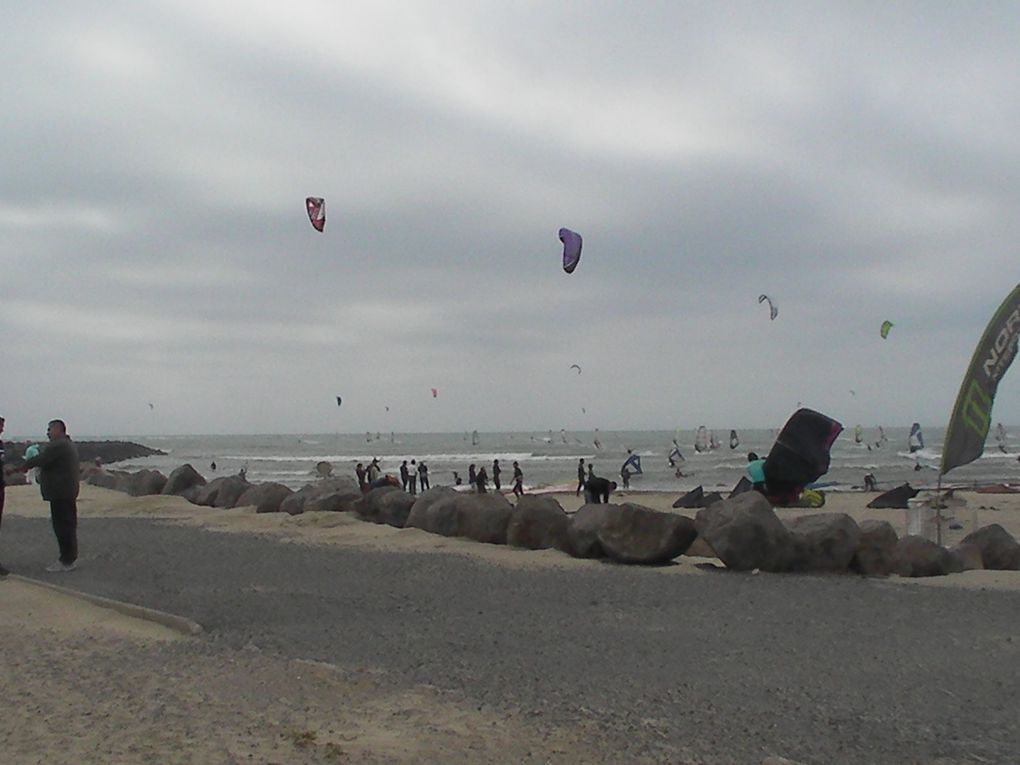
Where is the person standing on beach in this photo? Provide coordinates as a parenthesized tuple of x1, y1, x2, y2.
(0, 416, 8, 577)
(399, 460, 410, 491)
(575, 458, 585, 496)
(511, 461, 524, 498)
(355, 462, 367, 492)
(367, 458, 380, 483)
(621, 465, 631, 489)
(408, 460, 418, 495)
(475, 465, 488, 493)
(468, 464, 477, 491)
(19, 419, 80, 572)
(418, 460, 430, 491)
(492, 459, 502, 491)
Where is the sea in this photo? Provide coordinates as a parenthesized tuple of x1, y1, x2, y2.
(83, 426, 1020, 495)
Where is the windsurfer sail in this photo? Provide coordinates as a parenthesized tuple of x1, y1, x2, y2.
(694, 426, 709, 453)
(908, 423, 924, 453)
(622, 450, 643, 475)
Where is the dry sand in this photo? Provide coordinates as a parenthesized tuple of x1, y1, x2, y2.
(1, 560, 606, 764)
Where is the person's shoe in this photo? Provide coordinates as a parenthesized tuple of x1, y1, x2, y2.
(45, 561, 77, 573)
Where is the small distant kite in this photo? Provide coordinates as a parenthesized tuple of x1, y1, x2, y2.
(880, 320, 894, 339)
(306, 197, 325, 232)
(758, 294, 778, 320)
(430, 388, 438, 398)
(335, 396, 342, 407)
(569, 364, 581, 375)
(581, 407, 586, 414)
(147, 402, 154, 410)
(385, 406, 390, 412)
(559, 228, 582, 274)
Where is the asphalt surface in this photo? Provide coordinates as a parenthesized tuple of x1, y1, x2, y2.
(3, 516, 1019, 765)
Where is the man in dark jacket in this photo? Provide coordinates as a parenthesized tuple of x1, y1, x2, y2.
(21, 419, 80, 572)
(584, 475, 617, 504)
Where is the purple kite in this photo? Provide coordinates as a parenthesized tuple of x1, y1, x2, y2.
(306, 197, 325, 232)
(559, 228, 582, 274)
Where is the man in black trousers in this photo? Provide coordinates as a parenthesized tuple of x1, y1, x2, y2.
(0, 415, 7, 577)
(20, 419, 80, 572)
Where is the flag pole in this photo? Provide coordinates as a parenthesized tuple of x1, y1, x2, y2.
(935, 471, 943, 547)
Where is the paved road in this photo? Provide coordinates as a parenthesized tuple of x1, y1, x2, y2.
(4, 516, 1019, 764)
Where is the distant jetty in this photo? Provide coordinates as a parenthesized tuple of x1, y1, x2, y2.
(4, 440, 166, 465)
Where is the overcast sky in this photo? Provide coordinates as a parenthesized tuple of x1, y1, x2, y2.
(3, 1, 1020, 437)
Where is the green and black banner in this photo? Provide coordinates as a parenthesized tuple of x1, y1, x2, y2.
(941, 282, 1020, 475)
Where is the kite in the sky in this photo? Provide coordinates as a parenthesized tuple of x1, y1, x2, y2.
(880, 320, 894, 339)
(431, 388, 438, 398)
(336, 396, 342, 407)
(559, 228, 582, 274)
(569, 364, 581, 375)
(758, 294, 778, 320)
(148, 403, 154, 410)
(306, 197, 326, 232)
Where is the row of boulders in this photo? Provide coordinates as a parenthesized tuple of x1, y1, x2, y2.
(82, 464, 1020, 575)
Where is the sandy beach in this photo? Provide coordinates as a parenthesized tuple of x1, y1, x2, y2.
(3, 484, 1019, 764)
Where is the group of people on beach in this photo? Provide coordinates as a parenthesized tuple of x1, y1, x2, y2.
(0, 416, 81, 578)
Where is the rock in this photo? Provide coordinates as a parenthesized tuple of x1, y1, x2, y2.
(279, 478, 362, 515)
(673, 486, 705, 508)
(84, 468, 120, 490)
(123, 469, 168, 497)
(456, 493, 514, 544)
(354, 487, 416, 527)
(506, 496, 572, 551)
(695, 492, 793, 572)
(566, 503, 621, 559)
(960, 524, 1020, 570)
(684, 536, 717, 558)
(786, 513, 861, 572)
(850, 520, 898, 577)
(235, 482, 293, 514)
(405, 487, 461, 536)
(212, 476, 252, 508)
(2, 466, 27, 486)
(405, 490, 513, 544)
(162, 464, 207, 496)
(948, 542, 984, 573)
(895, 535, 953, 577)
(597, 503, 698, 565)
(193, 476, 231, 506)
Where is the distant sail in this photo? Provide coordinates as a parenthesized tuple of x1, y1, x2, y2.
(622, 451, 642, 475)
(694, 426, 709, 453)
(908, 422, 924, 452)
(854, 424, 863, 443)
(729, 430, 739, 449)
(880, 320, 894, 339)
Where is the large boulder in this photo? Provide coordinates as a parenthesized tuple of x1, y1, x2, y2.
(192, 476, 231, 506)
(684, 536, 718, 558)
(456, 493, 514, 544)
(597, 503, 698, 565)
(279, 478, 362, 515)
(786, 513, 861, 572)
(850, 520, 898, 577)
(235, 482, 293, 514)
(566, 503, 621, 559)
(84, 468, 120, 490)
(212, 476, 252, 508)
(947, 542, 984, 573)
(506, 496, 572, 551)
(162, 464, 207, 496)
(895, 535, 953, 577)
(405, 491, 513, 544)
(960, 524, 1020, 571)
(123, 469, 168, 497)
(695, 492, 793, 572)
(405, 487, 461, 536)
(354, 487, 416, 527)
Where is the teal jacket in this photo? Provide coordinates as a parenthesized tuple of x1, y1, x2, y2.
(23, 436, 80, 501)
(747, 458, 767, 485)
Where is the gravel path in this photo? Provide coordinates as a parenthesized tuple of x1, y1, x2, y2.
(4, 516, 1019, 765)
